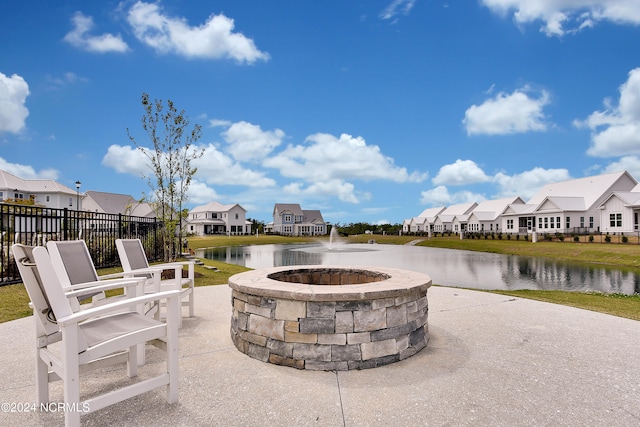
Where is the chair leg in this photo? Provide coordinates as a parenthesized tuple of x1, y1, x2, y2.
(166, 294, 180, 404)
(35, 348, 49, 404)
(188, 288, 195, 317)
(128, 345, 139, 377)
(62, 329, 82, 427)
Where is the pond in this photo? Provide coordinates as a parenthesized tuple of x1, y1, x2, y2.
(198, 243, 640, 295)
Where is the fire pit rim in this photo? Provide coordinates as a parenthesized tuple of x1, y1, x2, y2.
(228, 264, 432, 302)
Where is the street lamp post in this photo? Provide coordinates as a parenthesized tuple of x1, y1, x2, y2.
(75, 181, 81, 210)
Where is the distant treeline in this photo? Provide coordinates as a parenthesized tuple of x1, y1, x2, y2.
(333, 222, 402, 236)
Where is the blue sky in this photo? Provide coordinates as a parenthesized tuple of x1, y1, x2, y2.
(2, 1, 640, 225)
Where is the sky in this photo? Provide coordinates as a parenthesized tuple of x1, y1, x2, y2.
(2, 1, 640, 225)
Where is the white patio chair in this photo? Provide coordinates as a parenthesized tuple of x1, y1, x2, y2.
(12, 244, 180, 427)
(45, 240, 162, 313)
(115, 238, 195, 321)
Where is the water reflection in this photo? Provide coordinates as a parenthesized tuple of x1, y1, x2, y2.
(199, 243, 639, 295)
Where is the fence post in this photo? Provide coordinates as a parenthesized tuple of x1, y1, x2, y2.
(118, 213, 122, 239)
(63, 208, 69, 241)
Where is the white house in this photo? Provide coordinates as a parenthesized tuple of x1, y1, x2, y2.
(501, 202, 538, 234)
(598, 185, 640, 234)
(408, 207, 446, 233)
(187, 201, 251, 236)
(271, 203, 327, 236)
(527, 171, 637, 234)
(467, 196, 525, 234)
(0, 169, 82, 209)
(433, 202, 477, 233)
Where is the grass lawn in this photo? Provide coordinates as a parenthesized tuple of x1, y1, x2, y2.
(2, 234, 639, 323)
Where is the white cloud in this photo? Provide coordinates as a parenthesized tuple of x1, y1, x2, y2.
(222, 121, 284, 163)
(432, 159, 490, 186)
(64, 12, 129, 53)
(186, 180, 220, 204)
(576, 68, 640, 157)
(493, 167, 571, 199)
(420, 185, 485, 206)
(46, 72, 88, 88)
(380, 0, 417, 21)
(283, 179, 364, 204)
(102, 143, 276, 188)
(481, 0, 640, 36)
(209, 118, 231, 127)
(0, 72, 29, 134)
(463, 87, 550, 135)
(0, 157, 58, 180)
(264, 132, 427, 183)
(127, 1, 269, 63)
(194, 143, 276, 187)
(602, 156, 640, 180)
(102, 144, 149, 175)
(263, 132, 425, 204)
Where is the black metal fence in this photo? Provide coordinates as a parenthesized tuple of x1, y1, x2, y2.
(1, 203, 164, 286)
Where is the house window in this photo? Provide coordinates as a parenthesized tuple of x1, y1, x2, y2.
(580, 217, 584, 228)
(556, 217, 561, 228)
(609, 213, 623, 227)
(69, 197, 73, 207)
(589, 217, 594, 228)
(635, 213, 639, 230)
(284, 215, 292, 222)
(507, 219, 513, 230)
(538, 218, 542, 229)
(0, 191, 3, 200)
(566, 216, 570, 229)
(235, 213, 239, 220)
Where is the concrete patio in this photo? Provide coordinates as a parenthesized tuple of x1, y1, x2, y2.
(1, 284, 639, 426)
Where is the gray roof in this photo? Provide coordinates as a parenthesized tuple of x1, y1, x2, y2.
(303, 209, 325, 223)
(0, 169, 77, 195)
(85, 191, 154, 217)
(191, 201, 244, 213)
(274, 203, 304, 216)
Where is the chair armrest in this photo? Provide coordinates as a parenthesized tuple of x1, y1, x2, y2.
(65, 278, 146, 299)
(57, 290, 181, 326)
(152, 261, 195, 281)
(97, 271, 131, 280)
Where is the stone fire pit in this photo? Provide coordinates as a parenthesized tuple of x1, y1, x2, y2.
(228, 265, 431, 371)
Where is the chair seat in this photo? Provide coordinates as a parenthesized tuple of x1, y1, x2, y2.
(80, 312, 163, 347)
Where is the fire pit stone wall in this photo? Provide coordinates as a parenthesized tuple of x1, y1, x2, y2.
(228, 265, 432, 371)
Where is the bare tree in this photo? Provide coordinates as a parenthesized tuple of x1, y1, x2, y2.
(127, 93, 203, 261)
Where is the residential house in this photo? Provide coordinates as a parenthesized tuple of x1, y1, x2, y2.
(271, 203, 327, 236)
(0, 169, 82, 209)
(526, 171, 637, 234)
(598, 184, 640, 234)
(466, 196, 525, 234)
(188, 201, 251, 236)
(433, 202, 477, 233)
(408, 207, 446, 233)
(82, 190, 154, 217)
(500, 202, 538, 234)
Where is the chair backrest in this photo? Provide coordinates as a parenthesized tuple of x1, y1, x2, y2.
(12, 244, 59, 336)
(116, 239, 151, 272)
(46, 240, 102, 308)
(46, 240, 99, 288)
(32, 245, 89, 351)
